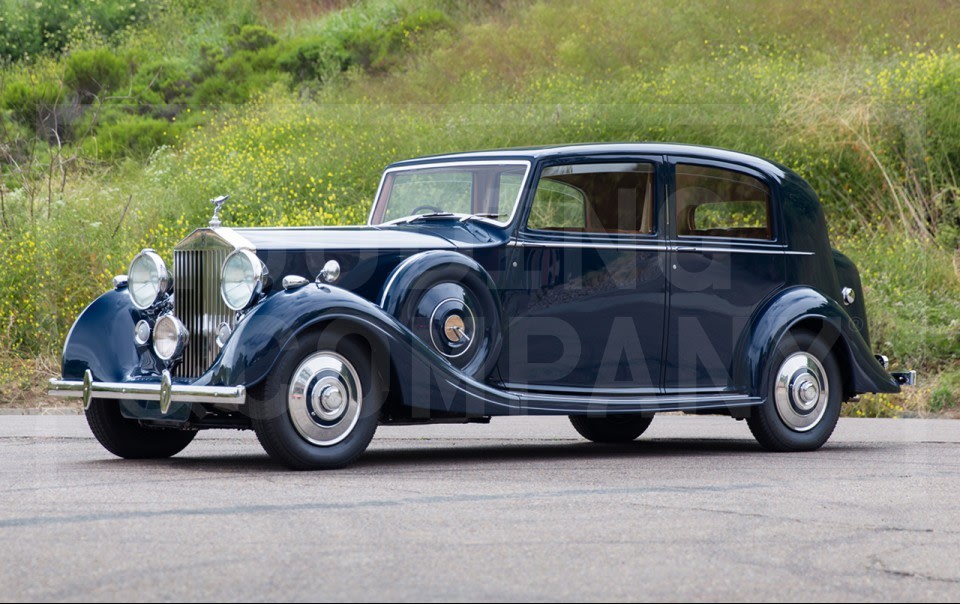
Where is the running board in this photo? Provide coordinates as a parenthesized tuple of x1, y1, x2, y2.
(510, 391, 762, 415)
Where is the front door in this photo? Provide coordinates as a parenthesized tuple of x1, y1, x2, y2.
(498, 157, 668, 395)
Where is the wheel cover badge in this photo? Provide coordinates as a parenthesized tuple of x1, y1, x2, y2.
(288, 352, 362, 446)
(443, 314, 467, 343)
(774, 352, 829, 432)
(429, 297, 476, 358)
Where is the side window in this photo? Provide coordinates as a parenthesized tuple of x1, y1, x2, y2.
(675, 164, 772, 240)
(526, 162, 656, 234)
(528, 180, 585, 230)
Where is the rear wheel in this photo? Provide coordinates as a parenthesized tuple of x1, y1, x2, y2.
(747, 330, 842, 452)
(569, 414, 653, 443)
(86, 400, 196, 459)
(251, 330, 384, 470)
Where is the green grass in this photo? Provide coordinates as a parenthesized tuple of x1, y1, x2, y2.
(1, 0, 959, 413)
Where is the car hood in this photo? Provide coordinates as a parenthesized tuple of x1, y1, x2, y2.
(226, 222, 506, 304)
(233, 226, 460, 251)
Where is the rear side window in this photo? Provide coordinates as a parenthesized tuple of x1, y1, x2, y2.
(527, 162, 656, 234)
(676, 164, 772, 240)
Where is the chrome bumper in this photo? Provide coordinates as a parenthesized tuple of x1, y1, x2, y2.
(891, 371, 916, 387)
(47, 369, 246, 414)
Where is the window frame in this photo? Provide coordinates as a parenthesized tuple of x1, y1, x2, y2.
(518, 156, 665, 245)
(368, 160, 532, 227)
(667, 157, 782, 246)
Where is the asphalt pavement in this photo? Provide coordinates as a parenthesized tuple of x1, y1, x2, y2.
(0, 414, 958, 602)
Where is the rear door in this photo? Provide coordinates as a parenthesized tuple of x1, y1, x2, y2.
(663, 158, 785, 393)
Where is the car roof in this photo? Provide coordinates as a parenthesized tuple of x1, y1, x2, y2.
(386, 143, 788, 179)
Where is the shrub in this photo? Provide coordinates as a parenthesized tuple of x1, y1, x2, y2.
(276, 37, 350, 84)
(0, 0, 156, 63)
(132, 58, 195, 106)
(63, 48, 129, 97)
(1, 73, 63, 135)
(2, 73, 60, 122)
(84, 116, 177, 160)
(341, 8, 450, 73)
(228, 24, 278, 53)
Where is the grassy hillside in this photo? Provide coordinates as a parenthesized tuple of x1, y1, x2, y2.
(1, 0, 958, 414)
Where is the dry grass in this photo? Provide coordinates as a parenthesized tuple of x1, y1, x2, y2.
(258, 0, 353, 29)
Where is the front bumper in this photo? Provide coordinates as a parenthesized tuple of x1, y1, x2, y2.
(48, 369, 246, 414)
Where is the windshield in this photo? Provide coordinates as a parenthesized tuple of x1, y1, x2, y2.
(369, 161, 530, 225)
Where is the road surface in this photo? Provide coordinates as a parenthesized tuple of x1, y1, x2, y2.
(0, 415, 958, 601)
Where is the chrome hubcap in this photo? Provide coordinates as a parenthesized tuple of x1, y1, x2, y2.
(288, 352, 362, 446)
(774, 352, 829, 432)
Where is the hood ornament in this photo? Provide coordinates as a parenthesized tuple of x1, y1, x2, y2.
(209, 195, 229, 227)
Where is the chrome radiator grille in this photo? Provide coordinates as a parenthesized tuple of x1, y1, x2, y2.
(174, 247, 233, 378)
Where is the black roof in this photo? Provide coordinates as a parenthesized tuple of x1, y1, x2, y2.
(387, 142, 789, 179)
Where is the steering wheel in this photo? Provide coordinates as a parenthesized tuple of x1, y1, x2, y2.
(411, 204, 444, 215)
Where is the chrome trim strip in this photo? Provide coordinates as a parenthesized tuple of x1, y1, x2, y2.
(368, 160, 532, 227)
(517, 391, 756, 406)
(508, 239, 663, 252)
(674, 246, 814, 256)
(507, 239, 814, 255)
(48, 371, 246, 410)
(378, 251, 426, 308)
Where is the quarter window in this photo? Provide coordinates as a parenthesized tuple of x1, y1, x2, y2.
(527, 162, 656, 234)
(675, 164, 772, 240)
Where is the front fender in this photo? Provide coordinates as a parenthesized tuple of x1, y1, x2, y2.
(61, 288, 149, 381)
(735, 286, 899, 397)
(201, 283, 521, 415)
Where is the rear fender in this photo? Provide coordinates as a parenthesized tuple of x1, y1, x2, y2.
(735, 286, 899, 397)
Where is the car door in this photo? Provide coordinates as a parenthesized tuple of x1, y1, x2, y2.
(663, 158, 786, 393)
(498, 156, 668, 395)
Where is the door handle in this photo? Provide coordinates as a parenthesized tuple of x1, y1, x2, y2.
(674, 246, 698, 253)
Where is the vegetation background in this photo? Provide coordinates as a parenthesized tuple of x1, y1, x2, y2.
(1, 0, 957, 415)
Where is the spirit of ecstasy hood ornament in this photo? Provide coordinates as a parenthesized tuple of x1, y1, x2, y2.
(209, 195, 229, 227)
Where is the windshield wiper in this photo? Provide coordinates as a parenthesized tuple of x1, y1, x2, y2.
(384, 212, 501, 227)
(382, 212, 454, 226)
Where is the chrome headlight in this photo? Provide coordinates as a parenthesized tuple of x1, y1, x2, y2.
(153, 314, 187, 361)
(127, 250, 170, 309)
(220, 249, 265, 311)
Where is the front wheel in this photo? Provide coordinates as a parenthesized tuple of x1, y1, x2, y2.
(747, 330, 842, 452)
(86, 400, 196, 459)
(251, 330, 384, 470)
(569, 414, 653, 443)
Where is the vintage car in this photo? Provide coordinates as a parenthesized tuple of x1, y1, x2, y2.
(50, 143, 914, 469)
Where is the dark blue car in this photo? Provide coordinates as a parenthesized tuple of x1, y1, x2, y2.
(50, 143, 915, 469)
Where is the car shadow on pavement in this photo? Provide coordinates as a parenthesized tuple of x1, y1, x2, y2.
(356, 439, 767, 469)
(78, 438, 880, 474)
